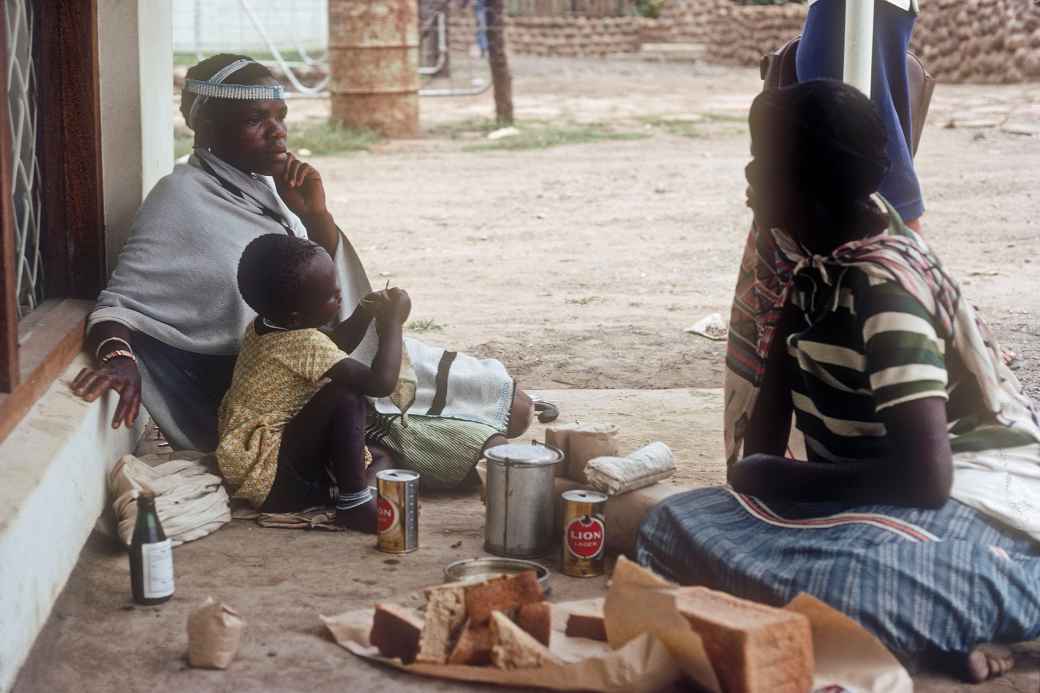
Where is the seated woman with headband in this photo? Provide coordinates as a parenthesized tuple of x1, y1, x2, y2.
(72, 54, 535, 492)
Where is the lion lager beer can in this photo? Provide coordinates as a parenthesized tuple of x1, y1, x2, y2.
(377, 469, 420, 554)
(561, 489, 607, 577)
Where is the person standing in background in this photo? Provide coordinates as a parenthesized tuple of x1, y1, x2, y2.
(474, 0, 489, 57)
(796, 0, 925, 232)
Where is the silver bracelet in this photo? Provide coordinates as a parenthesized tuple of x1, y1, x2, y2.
(95, 336, 133, 362)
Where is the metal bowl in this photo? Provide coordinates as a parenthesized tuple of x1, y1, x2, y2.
(443, 558, 552, 595)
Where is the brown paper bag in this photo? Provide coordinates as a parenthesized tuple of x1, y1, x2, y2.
(547, 423, 620, 482)
(187, 597, 244, 669)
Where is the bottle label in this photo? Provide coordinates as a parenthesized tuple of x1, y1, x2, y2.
(141, 539, 174, 599)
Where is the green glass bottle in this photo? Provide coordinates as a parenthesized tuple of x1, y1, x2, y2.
(129, 493, 174, 605)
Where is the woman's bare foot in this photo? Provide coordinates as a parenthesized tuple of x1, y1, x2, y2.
(963, 645, 1015, 683)
(336, 497, 378, 534)
(929, 644, 1015, 683)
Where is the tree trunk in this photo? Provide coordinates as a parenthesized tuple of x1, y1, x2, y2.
(485, 0, 514, 125)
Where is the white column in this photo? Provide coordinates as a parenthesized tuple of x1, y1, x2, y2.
(97, 0, 173, 273)
(843, 0, 874, 97)
(138, 1, 174, 198)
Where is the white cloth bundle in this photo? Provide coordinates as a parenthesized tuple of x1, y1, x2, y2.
(584, 442, 675, 495)
(109, 452, 231, 547)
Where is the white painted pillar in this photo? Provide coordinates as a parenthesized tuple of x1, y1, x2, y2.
(843, 0, 874, 97)
(97, 0, 173, 274)
(138, 1, 174, 198)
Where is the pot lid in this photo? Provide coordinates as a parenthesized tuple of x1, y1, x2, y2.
(484, 442, 563, 467)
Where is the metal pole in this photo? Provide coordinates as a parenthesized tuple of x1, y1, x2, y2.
(843, 0, 874, 97)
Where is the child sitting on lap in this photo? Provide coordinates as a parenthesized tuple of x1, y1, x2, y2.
(217, 234, 409, 533)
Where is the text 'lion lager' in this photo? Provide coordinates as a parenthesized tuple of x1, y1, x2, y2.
(377, 469, 420, 554)
(561, 489, 607, 577)
(130, 493, 175, 605)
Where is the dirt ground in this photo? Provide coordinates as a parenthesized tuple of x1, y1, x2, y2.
(288, 56, 1040, 400)
(15, 55, 1040, 692)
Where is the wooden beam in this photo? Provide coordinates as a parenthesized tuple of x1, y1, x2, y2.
(0, 299, 89, 443)
(0, 6, 21, 392)
(36, 0, 106, 300)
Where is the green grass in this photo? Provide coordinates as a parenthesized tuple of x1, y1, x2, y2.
(462, 125, 649, 152)
(638, 116, 707, 139)
(426, 117, 501, 140)
(289, 121, 381, 155)
(407, 318, 446, 333)
(172, 121, 379, 160)
(174, 50, 321, 67)
(174, 127, 194, 160)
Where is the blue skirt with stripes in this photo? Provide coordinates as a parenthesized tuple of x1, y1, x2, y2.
(635, 487, 1040, 655)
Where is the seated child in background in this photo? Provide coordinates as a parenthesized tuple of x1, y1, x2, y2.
(217, 234, 410, 533)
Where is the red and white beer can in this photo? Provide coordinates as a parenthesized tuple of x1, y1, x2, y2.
(561, 489, 607, 577)
(377, 469, 420, 554)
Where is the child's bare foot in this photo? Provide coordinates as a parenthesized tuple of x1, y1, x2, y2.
(336, 497, 378, 534)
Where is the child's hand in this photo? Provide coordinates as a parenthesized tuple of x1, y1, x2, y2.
(387, 288, 412, 324)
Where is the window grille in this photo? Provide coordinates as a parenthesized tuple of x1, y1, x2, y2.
(5, 0, 44, 319)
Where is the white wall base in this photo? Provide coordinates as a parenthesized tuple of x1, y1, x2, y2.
(0, 354, 145, 692)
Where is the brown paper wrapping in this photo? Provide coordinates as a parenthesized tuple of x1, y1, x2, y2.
(187, 597, 244, 670)
(323, 557, 911, 692)
(545, 423, 620, 482)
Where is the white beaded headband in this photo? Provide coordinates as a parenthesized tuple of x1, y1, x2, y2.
(184, 58, 285, 128)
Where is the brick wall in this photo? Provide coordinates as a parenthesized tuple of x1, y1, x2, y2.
(447, 0, 1040, 81)
(659, 0, 1040, 83)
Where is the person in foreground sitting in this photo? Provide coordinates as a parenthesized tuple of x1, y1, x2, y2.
(217, 234, 409, 532)
(636, 80, 1040, 683)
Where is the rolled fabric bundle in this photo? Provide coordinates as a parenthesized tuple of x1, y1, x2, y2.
(584, 442, 674, 495)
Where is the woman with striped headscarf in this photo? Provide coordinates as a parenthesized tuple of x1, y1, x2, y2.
(637, 80, 1040, 683)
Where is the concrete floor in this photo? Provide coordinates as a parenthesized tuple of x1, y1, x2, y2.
(14, 389, 1040, 691)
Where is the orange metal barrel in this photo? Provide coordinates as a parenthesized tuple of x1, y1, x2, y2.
(328, 0, 419, 137)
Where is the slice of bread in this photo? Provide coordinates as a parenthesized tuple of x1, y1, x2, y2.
(515, 602, 552, 647)
(447, 619, 494, 665)
(564, 612, 607, 642)
(489, 611, 561, 670)
(464, 571, 544, 625)
(415, 584, 467, 664)
(674, 587, 814, 693)
(369, 603, 424, 663)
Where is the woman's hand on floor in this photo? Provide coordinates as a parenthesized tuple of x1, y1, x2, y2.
(70, 358, 142, 429)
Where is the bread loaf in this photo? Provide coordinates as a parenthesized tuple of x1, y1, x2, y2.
(416, 584, 467, 664)
(464, 571, 544, 625)
(674, 587, 814, 693)
(369, 603, 423, 663)
(489, 611, 561, 670)
(515, 602, 552, 647)
(447, 619, 494, 665)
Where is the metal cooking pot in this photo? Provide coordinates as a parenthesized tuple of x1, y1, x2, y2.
(483, 441, 563, 558)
